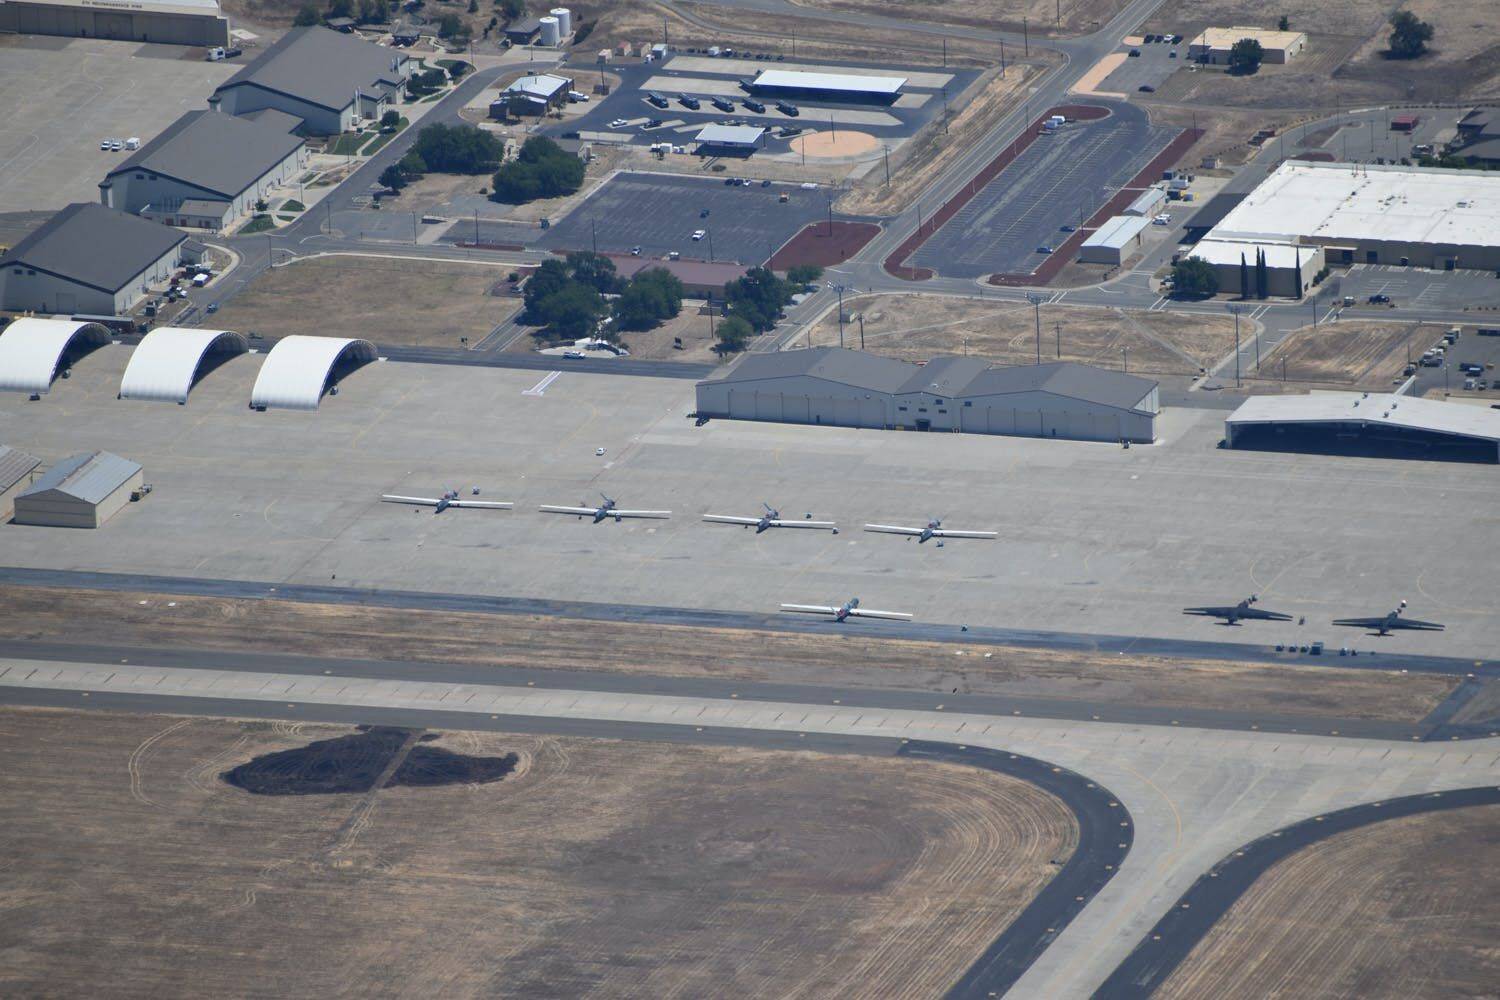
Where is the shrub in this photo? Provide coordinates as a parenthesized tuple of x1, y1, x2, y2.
(491, 136, 584, 203)
(412, 122, 503, 173)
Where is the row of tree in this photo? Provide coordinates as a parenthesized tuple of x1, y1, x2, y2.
(294, 0, 388, 26)
(523, 253, 686, 340)
(492, 137, 585, 204)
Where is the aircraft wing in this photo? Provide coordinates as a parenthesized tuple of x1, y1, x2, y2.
(612, 509, 672, 519)
(864, 524, 923, 536)
(539, 505, 600, 515)
(703, 515, 760, 526)
(1393, 617, 1445, 631)
(847, 607, 914, 621)
(1334, 616, 1445, 631)
(381, 494, 441, 506)
(780, 604, 838, 616)
(1239, 607, 1292, 621)
(446, 500, 514, 509)
(932, 528, 997, 539)
(769, 519, 837, 530)
(1182, 606, 1232, 617)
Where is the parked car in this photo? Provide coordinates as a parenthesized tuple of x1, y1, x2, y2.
(691, 229, 706, 241)
(562, 350, 585, 359)
(1368, 293, 1391, 304)
(630, 245, 642, 256)
(1128, 49, 1141, 57)
(609, 118, 628, 128)
(1036, 245, 1054, 254)
(1138, 84, 1156, 93)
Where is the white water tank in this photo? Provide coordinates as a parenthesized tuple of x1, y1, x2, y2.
(538, 15, 560, 46)
(549, 7, 571, 35)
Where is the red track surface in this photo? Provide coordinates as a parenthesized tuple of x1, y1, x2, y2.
(986, 126, 1203, 286)
(769, 221, 882, 270)
(883, 105, 1112, 281)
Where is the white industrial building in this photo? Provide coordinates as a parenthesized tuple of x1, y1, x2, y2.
(693, 124, 766, 156)
(249, 335, 378, 410)
(99, 109, 307, 232)
(1205, 161, 1500, 271)
(697, 348, 1159, 443)
(0, 318, 113, 397)
(492, 73, 572, 116)
(0, 0, 229, 46)
(11, 450, 144, 528)
(1123, 186, 1167, 217)
(1188, 27, 1306, 64)
(1188, 237, 1324, 298)
(0, 204, 188, 316)
(746, 69, 906, 105)
(118, 327, 249, 404)
(211, 27, 410, 135)
(0, 445, 42, 522)
(1226, 393, 1500, 463)
(1078, 215, 1152, 265)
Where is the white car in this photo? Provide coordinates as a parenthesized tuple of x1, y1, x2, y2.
(109, 139, 123, 151)
(100, 139, 111, 151)
(1153, 213, 1172, 226)
(609, 118, 628, 128)
(691, 229, 706, 241)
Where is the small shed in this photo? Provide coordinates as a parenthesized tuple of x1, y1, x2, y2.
(1390, 114, 1419, 132)
(0, 445, 42, 522)
(12, 451, 144, 528)
(504, 16, 542, 43)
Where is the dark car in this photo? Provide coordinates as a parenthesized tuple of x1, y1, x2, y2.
(1368, 293, 1391, 304)
(776, 100, 800, 116)
(646, 92, 669, 109)
(1036, 245, 1054, 254)
(744, 99, 766, 113)
(1138, 84, 1156, 93)
(711, 97, 735, 112)
(1128, 48, 1141, 57)
(679, 95, 701, 110)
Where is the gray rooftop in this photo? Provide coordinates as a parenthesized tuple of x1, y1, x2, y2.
(241, 107, 305, 132)
(962, 362, 1158, 411)
(18, 451, 141, 504)
(896, 356, 990, 396)
(214, 26, 407, 113)
(0, 445, 41, 495)
(717, 346, 915, 393)
(105, 110, 304, 200)
(0, 203, 186, 294)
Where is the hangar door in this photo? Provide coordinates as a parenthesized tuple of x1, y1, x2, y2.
(96, 12, 133, 38)
(834, 398, 861, 427)
(728, 390, 758, 420)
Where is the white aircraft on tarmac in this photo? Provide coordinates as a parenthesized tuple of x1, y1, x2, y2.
(703, 503, 837, 534)
(380, 489, 514, 513)
(539, 493, 672, 523)
(779, 597, 913, 622)
(864, 518, 997, 543)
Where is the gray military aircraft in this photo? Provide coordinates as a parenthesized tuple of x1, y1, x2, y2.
(1333, 601, 1445, 636)
(780, 597, 913, 623)
(864, 518, 997, 543)
(539, 493, 671, 523)
(703, 503, 836, 534)
(381, 489, 513, 513)
(1182, 595, 1293, 625)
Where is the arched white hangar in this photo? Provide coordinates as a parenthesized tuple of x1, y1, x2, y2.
(118, 327, 249, 404)
(0, 318, 112, 397)
(249, 335, 378, 411)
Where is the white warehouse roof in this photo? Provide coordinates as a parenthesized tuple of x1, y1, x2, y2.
(1210, 161, 1500, 249)
(0, 318, 111, 396)
(1191, 237, 1321, 270)
(1082, 214, 1151, 250)
(750, 69, 906, 95)
(695, 124, 765, 146)
(249, 335, 377, 411)
(1227, 392, 1500, 445)
(505, 74, 571, 99)
(118, 327, 249, 405)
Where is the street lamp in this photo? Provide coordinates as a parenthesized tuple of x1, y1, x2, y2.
(1226, 303, 1242, 387)
(834, 285, 847, 347)
(1027, 292, 1044, 364)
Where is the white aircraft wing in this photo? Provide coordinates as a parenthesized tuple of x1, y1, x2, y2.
(539, 505, 601, 515)
(932, 528, 997, 539)
(863, 524, 924, 536)
(612, 509, 672, 519)
(703, 514, 761, 525)
(847, 607, 914, 621)
(381, 494, 444, 506)
(779, 604, 840, 615)
(446, 500, 514, 509)
(769, 519, 837, 530)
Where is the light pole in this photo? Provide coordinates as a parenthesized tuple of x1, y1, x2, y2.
(1027, 292, 1044, 364)
(1122, 346, 1128, 372)
(1226, 303, 1242, 387)
(1055, 321, 1061, 358)
(835, 285, 847, 347)
(706, 228, 714, 263)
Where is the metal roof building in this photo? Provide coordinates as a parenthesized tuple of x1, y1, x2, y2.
(0, 0, 230, 47)
(697, 348, 1158, 442)
(0, 318, 112, 397)
(118, 327, 249, 405)
(1226, 392, 1500, 462)
(0, 204, 187, 315)
(1189, 236, 1324, 298)
(694, 124, 766, 152)
(1078, 215, 1152, 265)
(747, 69, 906, 104)
(249, 335, 378, 411)
(494, 73, 573, 116)
(12, 451, 144, 528)
(0, 445, 42, 522)
(212, 26, 410, 135)
(1188, 27, 1306, 63)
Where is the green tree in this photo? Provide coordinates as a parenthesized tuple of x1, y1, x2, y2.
(1171, 257, 1219, 298)
(786, 263, 823, 286)
(1388, 10, 1433, 59)
(293, 4, 321, 25)
(412, 123, 503, 173)
(380, 109, 400, 129)
(326, 0, 354, 18)
(522, 258, 571, 318)
(565, 251, 619, 294)
(497, 0, 525, 19)
(715, 315, 754, 354)
(535, 283, 605, 339)
(1227, 37, 1263, 75)
(397, 150, 427, 178)
(1277, 14, 1289, 31)
(378, 163, 408, 191)
(613, 268, 684, 331)
(491, 137, 585, 203)
(723, 267, 793, 332)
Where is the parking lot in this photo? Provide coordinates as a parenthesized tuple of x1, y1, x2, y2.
(1099, 35, 1183, 95)
(538, 172, 835, 264)
(908, 103, 1177, 279)
(0, 35, 239, 213)
(1410, 327, 1500, 398)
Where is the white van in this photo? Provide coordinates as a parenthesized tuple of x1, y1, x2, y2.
(206, 46, 226, 61)
(124, 137, 141, 150)
(191, 272, 210, 287)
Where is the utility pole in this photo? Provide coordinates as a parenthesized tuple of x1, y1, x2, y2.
(1023, 16, 1029, 56)
(835, 285, 846, 347)
(827, 197, 833, 237)
(942, 85, 949, 134)
(1226, 303, 1242, 387)
(1122, 346, 1128, 372)
(706, 227, 713, 263)
(858, 312, 865, 350)
(942, 37, 947, 67)
(590, 216, 597, 254)
(1027, 292, 1043, 363)
(1000, 39, 1006, 76)
(413, 211, 418, 245)
(883, 144, 890, 185)
(267, 234, 273, 269)
(1054, 321, 1060, 358)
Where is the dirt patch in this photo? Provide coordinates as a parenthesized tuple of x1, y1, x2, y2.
(787, 0, 1126, 35)
(0, 706, 1076, 998)
(0, 586, 1459, 724)
(222, 726, 519, 795)
(1157, 804, 1500, 999)
(811, 296, 1241, 376)
(769, 221, 882, 270)
(210, 254, 523, 349)
(791, 129, 881, 158)
(1259, 320, 1444, 388)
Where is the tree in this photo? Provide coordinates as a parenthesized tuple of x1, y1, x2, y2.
(437, 12, 465, 37)
(497, 0, 525, 19)
(491, 137, 585, 203)
(612, 268, 684, 331)
(786, 263, 824, 287)
(522, 258, 571, 318)
(468, 0, 478, 10)
(534, 283, 605, 339)
(715, 315, 754, 354)
(1277, 14, 1289, 31)
(293, 4, 321, 25)
(1227, 37, 1263, 75)
(412, 123, 503, 173)
(397, 150, 427, 178)
(1239, 251, 1249, 299)
(326, 0, 354, 18)
(378, 163, 408, 191)
(723, 267, 794, 332)
(1255, 247, 1268, 299)
(380, 109, 400, 130)
(1171, 257, 1219, 298)
(565, 251, 619, 294)
(1388, 10, 1433, 59)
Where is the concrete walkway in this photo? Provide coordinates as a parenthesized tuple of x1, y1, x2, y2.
(3, 655, 1496, 998)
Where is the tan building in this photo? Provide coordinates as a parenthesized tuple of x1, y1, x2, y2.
(1189, 27, 1307, 64)
(11, 451, 143, 529)
(0, 445, 42, 522)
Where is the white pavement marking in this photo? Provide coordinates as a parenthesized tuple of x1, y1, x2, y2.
(522, 371, 562, 396)
(2, 656, 1496, 999)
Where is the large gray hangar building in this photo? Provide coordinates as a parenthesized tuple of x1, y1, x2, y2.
(0, 0, 230, 46)
(696, 348, 1159, 443)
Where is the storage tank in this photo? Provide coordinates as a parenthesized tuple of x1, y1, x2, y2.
(538, 15, 560, 46)
(549, 7, 571, 35)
